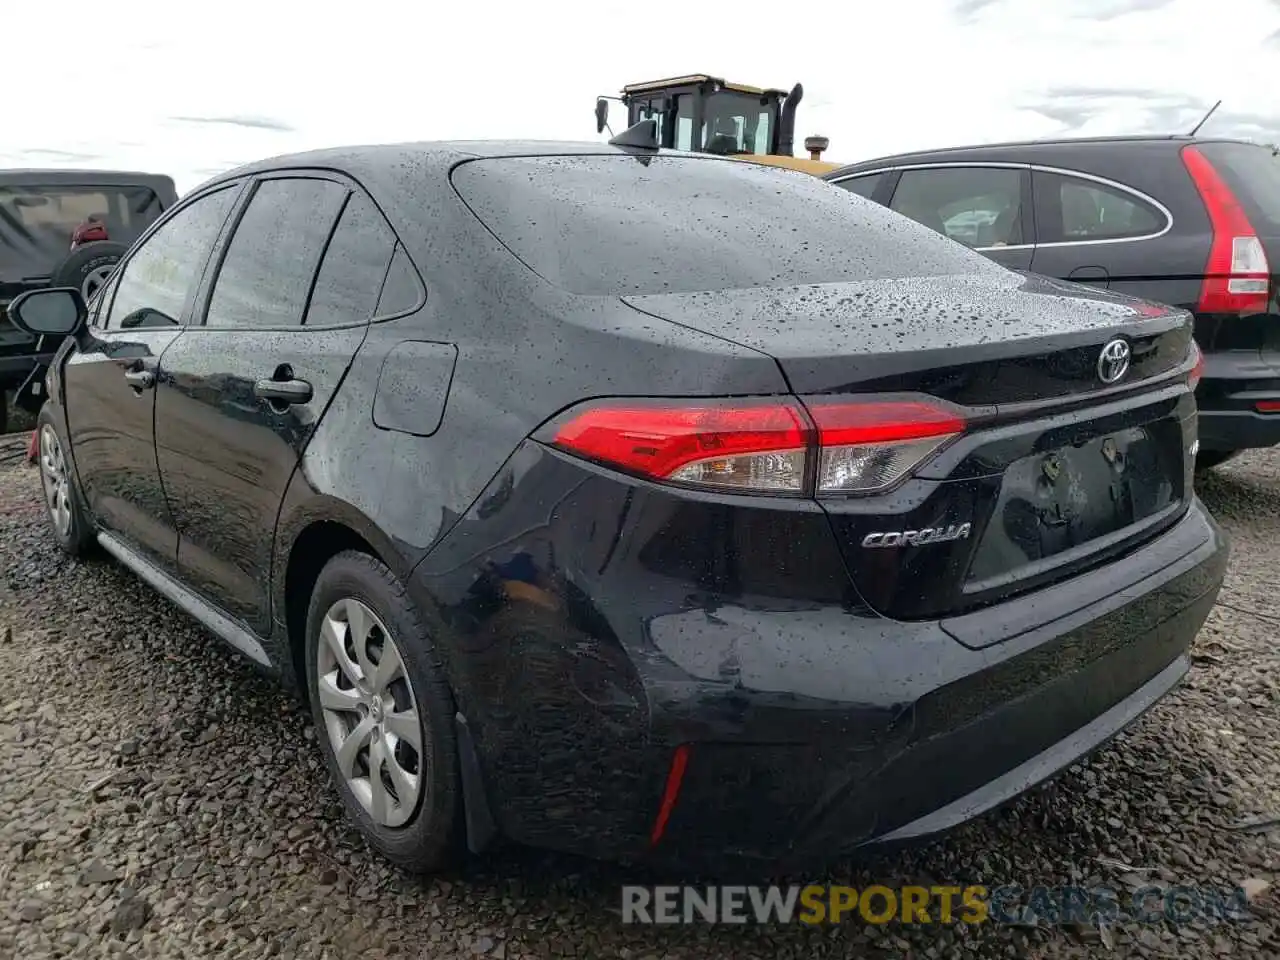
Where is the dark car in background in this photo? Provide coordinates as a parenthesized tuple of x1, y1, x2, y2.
(825, 137, 1280, 470)
(1, 169, 177, 425)
(8, 142, 1226, 873)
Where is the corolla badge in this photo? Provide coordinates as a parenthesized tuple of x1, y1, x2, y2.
(861, 523, 972, 548)
(1097, 338, 1131, 385)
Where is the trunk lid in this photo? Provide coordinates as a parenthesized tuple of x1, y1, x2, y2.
(624, 271, 1196, 623)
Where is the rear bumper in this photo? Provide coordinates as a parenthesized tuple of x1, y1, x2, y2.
(654, 499, 1226, 866)
(412, 441, 1229, 868)
(1196, 349, 1280, 451)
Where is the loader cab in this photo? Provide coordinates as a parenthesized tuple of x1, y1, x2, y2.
(598, 74, 798, 158)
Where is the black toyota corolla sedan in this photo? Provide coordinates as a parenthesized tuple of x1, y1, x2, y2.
(8, 140, 1228, 873)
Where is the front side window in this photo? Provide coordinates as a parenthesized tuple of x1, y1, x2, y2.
(890, 167, 1025, 248)
(205, 178, 347, 329)
(105, 186, 239, 330)
(1039, 172, 1164, 242)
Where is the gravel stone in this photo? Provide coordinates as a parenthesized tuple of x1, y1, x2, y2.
(0, 442, 1278, 958)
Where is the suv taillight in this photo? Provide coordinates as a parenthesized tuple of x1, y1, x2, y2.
(542, 396, 965, 496)
(1181, 145, 1271, 315)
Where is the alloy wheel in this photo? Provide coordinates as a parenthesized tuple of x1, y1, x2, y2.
(316, 597, 425, 828)
(38, 425, 72, 538)
(81, 264, 115, 303)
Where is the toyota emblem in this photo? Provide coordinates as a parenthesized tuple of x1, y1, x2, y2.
(1097, 339, 1131, 384)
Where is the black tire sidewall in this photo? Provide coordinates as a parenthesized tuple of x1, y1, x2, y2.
(49, 242, 127, 293)
(35, 404, 93, 555)
(304, 550, 462, 871)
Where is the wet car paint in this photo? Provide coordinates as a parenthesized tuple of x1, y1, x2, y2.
(39, 141, 1229, 869)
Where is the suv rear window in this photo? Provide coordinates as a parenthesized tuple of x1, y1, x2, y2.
(1195, 142, 1280, 228)
(450, 155, 999, 296)
(0, 184, 162, 242)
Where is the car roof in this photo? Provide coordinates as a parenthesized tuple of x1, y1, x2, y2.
(193, 140, 779, 194)
(823, 134, 1267, 178)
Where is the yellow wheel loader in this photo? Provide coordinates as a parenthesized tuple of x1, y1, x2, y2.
(594, 73, 838, 175)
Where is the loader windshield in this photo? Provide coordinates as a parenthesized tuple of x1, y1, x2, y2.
(701, 91, 775, 155)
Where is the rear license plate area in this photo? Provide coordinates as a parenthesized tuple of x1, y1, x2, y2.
(965, 422, 1183, 589)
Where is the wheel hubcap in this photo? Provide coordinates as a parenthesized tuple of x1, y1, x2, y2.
(81, 264, 115, 303)
(38, 425, 72, 538)
(316, 597, 425, 828)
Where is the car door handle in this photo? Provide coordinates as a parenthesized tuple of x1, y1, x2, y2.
(123, 369, 155, 390)
(254, 378, 313, 404)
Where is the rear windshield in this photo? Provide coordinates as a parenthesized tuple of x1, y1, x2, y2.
(0, 184, 163, 245)
(1196, 142, 1280, 228)
(450, 155, 1000, 296)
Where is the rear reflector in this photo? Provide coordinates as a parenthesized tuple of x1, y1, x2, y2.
(545, 396, 965, 496)
(649, 744, 690, 847)
(1181, 145, 1271, 315)
(1257, 400, 1280, 413)
(1188, 341, 1204, 391)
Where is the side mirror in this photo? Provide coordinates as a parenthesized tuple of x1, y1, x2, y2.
(595, 98, 609, 134)
(7, 287, 87, 337)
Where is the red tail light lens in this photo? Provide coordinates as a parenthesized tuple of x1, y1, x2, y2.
(549, 400, 810, 494)
(545, 396, 965, 496)
(1181, 145, 1271, 315)
(1188, 341, 1204, 391)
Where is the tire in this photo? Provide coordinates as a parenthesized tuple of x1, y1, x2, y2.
(1195, 449, 1240, 472)
(35, 405, 95, 556)
(304, 550, 463, 873)
(49, 241, 127, 304)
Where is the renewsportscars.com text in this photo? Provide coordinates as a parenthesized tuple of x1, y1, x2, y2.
(620, 884, 1255, 926)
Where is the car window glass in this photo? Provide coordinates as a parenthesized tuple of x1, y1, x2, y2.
(1050, 174, 1163, 241)
(205, 178, 347, 329)
(105, 186, 238, 330)
(374, 245, 423, 317)
(451, 156, 1001, 297)
(836, 173, 884, 200)
(304, 192, 397, 326)
(890, 167, 1024, 248)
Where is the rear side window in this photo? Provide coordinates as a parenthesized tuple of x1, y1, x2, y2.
(205, 178, 347, 329)
(1194, 142, 1280, 228)
(1034, 171, 1165, 243)
(889, 167, 1025, 248)
(304, 192, 397, 326)
(834, 173, 885, 200)
(451, 155, 997, 296)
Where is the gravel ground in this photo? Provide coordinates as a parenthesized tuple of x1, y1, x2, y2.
(0, 435, 1277, 960)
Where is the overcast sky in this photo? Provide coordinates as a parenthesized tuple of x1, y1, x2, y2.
(5, 0, 1278, 194)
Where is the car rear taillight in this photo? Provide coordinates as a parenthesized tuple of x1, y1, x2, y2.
(1181, 145, 1271, 315)
(1188, 340, 1204, 391)
(544, 396, 965, 496)
(805, 400, 964, 493)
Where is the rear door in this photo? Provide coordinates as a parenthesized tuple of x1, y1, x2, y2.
(61, 184, 241, 572)
(884, 164, 1035, 270)
(154, 174, 399, 635)
(1028, 167, 1185, 298)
